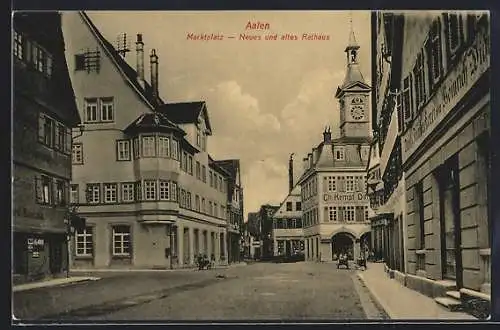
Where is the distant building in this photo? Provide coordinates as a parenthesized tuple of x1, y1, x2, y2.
(13, 12, 81, 282)
(297, 26, 372, 262)
(62, 11, 233, 269)
(272, 154, 304, 257)
(373, 11, 491, 316)
(214, 159, 244, 263)
(247, 212, 261, 258)
(258, 204, 279, 259)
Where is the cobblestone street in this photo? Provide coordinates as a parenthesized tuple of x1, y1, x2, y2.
(13, 262, 385, 321)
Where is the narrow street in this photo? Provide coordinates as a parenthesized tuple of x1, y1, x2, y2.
(13, 262, 386, 321)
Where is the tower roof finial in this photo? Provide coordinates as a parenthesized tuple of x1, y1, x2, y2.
(346, 11, 359, 51)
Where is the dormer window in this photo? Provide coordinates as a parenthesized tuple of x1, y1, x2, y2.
(335, 147, 345, 160)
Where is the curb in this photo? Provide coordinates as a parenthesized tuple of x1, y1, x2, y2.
(356, 272, 395, 319)
(13, 277, 101, 293)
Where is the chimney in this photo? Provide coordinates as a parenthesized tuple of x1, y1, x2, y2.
(303, 157, 308, 171)
(150, 49, 159, 101)
(323, 126, 332, 144)
(308, 153, 313, 168)
(135, 34, 145, 88)
(288, 153, 294, 192)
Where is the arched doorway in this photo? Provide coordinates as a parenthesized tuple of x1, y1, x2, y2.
(331, 233, 355, 260)
(360, 232, 372, 259)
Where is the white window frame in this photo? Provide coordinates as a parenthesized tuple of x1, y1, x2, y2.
(70, 184, 79, 204)
(171, 182, 177, 201)
(346, 176, 355, 192)
(103, 183, 117, 203)
(112, 226, 131, 256)
(85, 98, 99, 123)
(75, 227, 93, 257)
(142, 136, 156, 157)
(88, 184, 100, 204)
(157, 136, 170, 158)
(121, 183, 135, 202)
(117, 140, 131, 161)
(171, 140, 179, 160)
(159, 181, 169, 200)
(100, 98, 114, 122)
(346, 206, 355, 222)
(14, 30, 23, 60)
(335, 147, 345, 160)
(144, 180, 157, 201)
(328, 176, 336, 192)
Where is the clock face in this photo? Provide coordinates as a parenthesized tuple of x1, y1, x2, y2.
(351, 105, 365, 120)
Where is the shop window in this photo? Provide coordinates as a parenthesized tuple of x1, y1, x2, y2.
(112, 225, 131, 256)
(75, 227, 94, 257)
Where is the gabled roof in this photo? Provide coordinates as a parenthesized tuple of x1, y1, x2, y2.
(123, 112, 184, 136)
(157, 101, 213, 135)
(79, 12, 164, 109)
(213, 159, 241, 183)
(273, 184, 302, 219)
(208, 156, 231, 177)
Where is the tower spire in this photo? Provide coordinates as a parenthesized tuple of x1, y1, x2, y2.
(345, 12, 360, 64)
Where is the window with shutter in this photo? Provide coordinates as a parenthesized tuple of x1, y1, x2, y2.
(38, 113, 45, 143)
(35, 176, 44, 204)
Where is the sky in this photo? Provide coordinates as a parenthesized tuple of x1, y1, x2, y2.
(86, 11, 372, 220)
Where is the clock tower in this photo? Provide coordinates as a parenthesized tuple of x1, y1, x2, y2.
(335, 24, 371, 139)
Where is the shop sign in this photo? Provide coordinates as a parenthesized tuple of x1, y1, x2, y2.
(402, 23, 490, 163)
(323, 192, 369, 203)
(27, 237, 44, 253)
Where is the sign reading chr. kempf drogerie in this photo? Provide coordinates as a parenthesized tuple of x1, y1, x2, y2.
(323, 192, 369, 203)
(402, 22, 490, 163)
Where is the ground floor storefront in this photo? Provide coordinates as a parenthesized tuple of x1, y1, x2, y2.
(402, 92, 490, 315)
(304, 224, 371, 262)
(70, 215, 229, 270)
(273, 238, 304, 257)
(227, 231, 242, 263)
(13, 231, 68, 283)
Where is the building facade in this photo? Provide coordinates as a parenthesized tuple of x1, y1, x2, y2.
(13, 12, 81, 281)
(298, 28, 372, 263)
(374, 11, 491, 316)
(367, 13, 408, 277)
(246, 212, 261, 259)
(62, 11, 233, 269)
(215, 159, 244, 263)
(259, 204, 279, 260)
